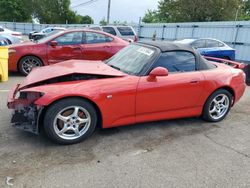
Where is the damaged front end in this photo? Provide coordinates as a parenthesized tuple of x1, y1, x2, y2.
(7, 84, 44, 134)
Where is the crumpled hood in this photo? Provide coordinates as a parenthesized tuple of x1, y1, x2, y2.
(19, 60, 126, 89)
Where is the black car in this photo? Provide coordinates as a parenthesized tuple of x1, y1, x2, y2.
(29, 27, 65, 40)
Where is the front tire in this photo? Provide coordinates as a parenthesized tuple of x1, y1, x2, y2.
(43, 98, 98, 145)
(18, 56, 43, 76)
(202, 89, 232, 122)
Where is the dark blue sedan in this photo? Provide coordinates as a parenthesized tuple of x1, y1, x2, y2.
(176, 38, 235, 60)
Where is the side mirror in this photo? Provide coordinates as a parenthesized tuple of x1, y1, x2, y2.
(50, 41, 58, 47)
(149, 67, 168, 78)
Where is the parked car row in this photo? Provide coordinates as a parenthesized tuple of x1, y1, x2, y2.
(8, 29, 129, 75)
(1, 24, 235, 62)
(28, 25, 138, 43)
(1, 23, 241, 78)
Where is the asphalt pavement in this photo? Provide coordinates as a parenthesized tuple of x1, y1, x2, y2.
(0, 74, 250, 188)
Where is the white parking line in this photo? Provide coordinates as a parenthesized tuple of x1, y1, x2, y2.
(0, 90, 10, 92)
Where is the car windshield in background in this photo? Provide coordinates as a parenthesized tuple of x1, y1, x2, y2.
(37, 30, 64, 43)
(106, 44, 155, 75)
(103, 27, 117, 35)
(117, 27, 134, 36)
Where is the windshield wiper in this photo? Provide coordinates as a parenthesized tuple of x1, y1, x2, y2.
(109, 64, 120, 70)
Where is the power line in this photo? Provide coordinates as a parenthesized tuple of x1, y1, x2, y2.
(71, 0, 112, 24)
(71, 0, 99, 8)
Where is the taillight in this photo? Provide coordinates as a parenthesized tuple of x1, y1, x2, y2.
(12, 33, 21, 36)
(134, 35, 138, 42)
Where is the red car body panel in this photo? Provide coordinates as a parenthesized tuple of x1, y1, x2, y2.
(7, 59, 246, 129)
(20, 76, 139, 128)
(8, 29, 129, 72)
(19, 60, 126, 89)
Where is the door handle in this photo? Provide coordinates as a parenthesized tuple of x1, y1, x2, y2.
(190, 80, 199, 84)
(72, 47, 81, 50)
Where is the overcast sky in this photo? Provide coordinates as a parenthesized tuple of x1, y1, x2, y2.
(70, 0, 158, 24)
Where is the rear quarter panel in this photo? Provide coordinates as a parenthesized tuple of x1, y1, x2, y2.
(200, 62, 245, 105)
(230, 68, 246, 103)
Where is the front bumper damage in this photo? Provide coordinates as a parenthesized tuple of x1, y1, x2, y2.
(7, 84, 43, 134)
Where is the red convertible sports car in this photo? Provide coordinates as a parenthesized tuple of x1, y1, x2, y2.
(7, 41, 246, 144)
(8, 29, 128, 75)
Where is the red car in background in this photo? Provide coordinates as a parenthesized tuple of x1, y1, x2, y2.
(8, 29, 129, 75)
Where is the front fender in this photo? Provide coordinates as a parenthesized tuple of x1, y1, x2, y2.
(21, 82, 102, 107)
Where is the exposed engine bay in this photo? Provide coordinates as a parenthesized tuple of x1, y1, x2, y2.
(22, 73, 116, 89)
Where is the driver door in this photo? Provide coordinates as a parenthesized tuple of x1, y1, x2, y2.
(47, 31, 84, 64)
(81, 31, 115, 60)
(136, 51, 205, 123)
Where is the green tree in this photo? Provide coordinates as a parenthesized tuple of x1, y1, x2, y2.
(0, 0, 94, 24)
(143, 0, 244, 23)
(142, 10, 160, 23)
(32, 0, 75, 24)
(0, 0, 31, 22)
(80, 15, 94, 24)
(240, 0, 250, 20)
(31, 0, 93, 24)
(99, 17, 107, 26)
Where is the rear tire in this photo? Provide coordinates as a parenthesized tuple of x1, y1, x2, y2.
(43, 98, 97, 145)
(202, 89, 232, 122)
(6, 39, 12, 45)
(18, 56, 43, 76)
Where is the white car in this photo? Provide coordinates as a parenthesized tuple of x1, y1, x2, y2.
(0, 26, 22, 39)
(0, 26, 22, 44)
(90, 26, 138, 42)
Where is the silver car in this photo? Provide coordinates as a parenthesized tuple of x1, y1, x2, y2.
(90, 25, 138, 42)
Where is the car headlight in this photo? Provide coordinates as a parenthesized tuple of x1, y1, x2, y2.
(19, 91, 44, 101)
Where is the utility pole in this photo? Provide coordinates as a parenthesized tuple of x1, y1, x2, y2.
(107, 0, 111, 24)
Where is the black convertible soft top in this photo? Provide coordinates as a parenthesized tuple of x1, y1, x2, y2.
(138, 41, 195, 53)
(137, 41, 215, 71)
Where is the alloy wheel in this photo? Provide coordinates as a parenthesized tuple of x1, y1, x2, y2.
(21, 57, 42, 75)
(53, 106, 91, 140)
(209, 94, 230, 120)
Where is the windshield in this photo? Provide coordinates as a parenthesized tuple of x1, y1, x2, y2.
(106, 44, 156, 75)
(117, 27, 135, 36)
(36, 30, 64, 43)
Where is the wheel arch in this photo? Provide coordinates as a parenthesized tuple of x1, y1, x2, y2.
(38, 96, 103, 132)
(214, 86, 235, 101)
(17, 54, 44, 72)
(203, 85, 235, 110)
